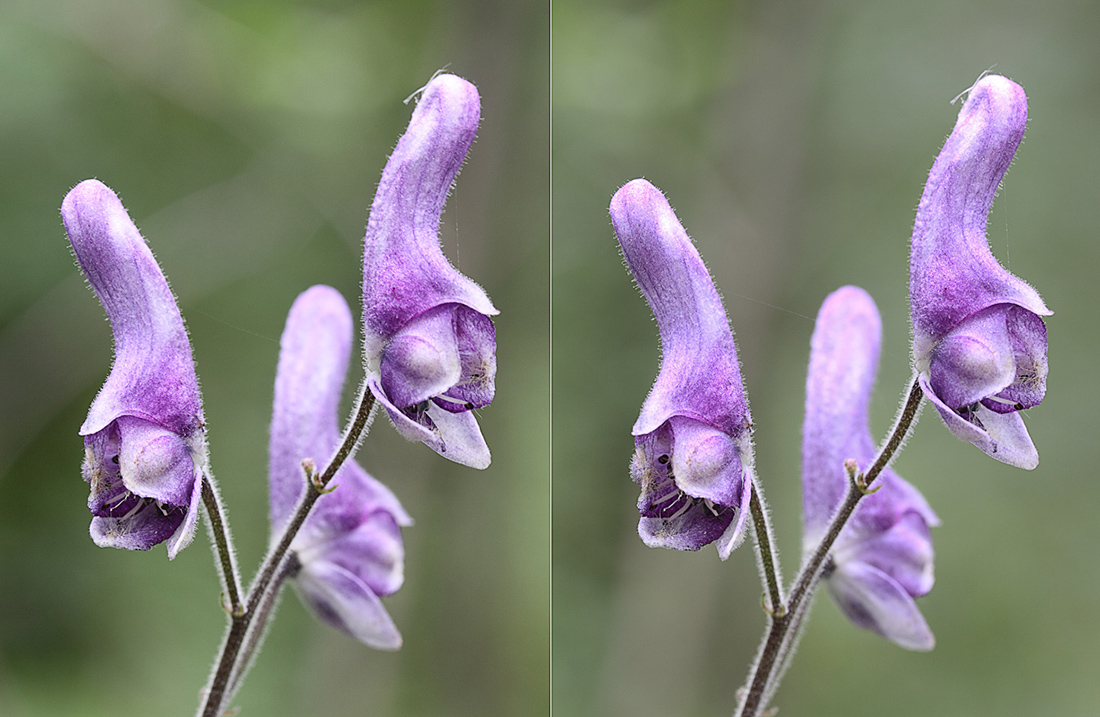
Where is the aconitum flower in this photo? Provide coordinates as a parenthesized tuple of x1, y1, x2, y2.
(62, 179, 206, 558)
(270, 285, 411, 649)
(361, 73, 497, 470)
(910, 74, 1051, 469)
(610, 179, 754, 559)
(803, 286, 938, 650)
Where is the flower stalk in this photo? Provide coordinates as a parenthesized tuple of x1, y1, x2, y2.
(735, 378, 924, 717)
(197, 387, 376, 717)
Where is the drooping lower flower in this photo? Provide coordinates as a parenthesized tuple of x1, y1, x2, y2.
(62, 179, 206, 559)
(803, 286, 939, 650)
(610, 179, 754, 560)
(910, 74, 1051, 469)
(270, 285, 412, 649)
(361, 73, 498, 470)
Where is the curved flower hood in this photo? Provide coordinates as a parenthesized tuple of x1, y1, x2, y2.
(909, 75, 1051, 469)
(361, 73, 498, 470)
(611, 178, 754, 560)
(62, 179, 205, 559)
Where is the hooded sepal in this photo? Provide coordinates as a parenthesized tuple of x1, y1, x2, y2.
(361, 74, 498, 469)
(612, 179, 755, 559)
(908, 75, 1050, 468)
(63, 179, 206, 558)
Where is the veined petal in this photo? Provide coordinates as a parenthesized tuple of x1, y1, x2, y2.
(827, 561, 935, 651)
(360, 74, 498, 467)
(62, 179, 204, 439)
(837, 509, 935, 598)
(295, 561, 402, 650)
(611, 179, 752, 441)
(919, 373, 1039, 469)
(910, 75, 1050, 364)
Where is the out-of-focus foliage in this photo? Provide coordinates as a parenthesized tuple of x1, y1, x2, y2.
(0, 1, 548, 715)
(553, 1, 1100, 715)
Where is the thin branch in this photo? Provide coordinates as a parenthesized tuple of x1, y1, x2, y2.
(197, 388, 376, 717)
(201, 476, 242, 614)
(736, 377, 924, 717)
(748, 484, 783, 616)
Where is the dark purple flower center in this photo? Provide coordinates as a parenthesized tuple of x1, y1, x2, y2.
(640, 453, 729, 523)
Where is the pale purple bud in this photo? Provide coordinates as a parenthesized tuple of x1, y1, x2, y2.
(270, 286, 412, 649)
(803, 286, 939, 650)
(910, 75, 1051, 469)
(361, 74, 497, 470)
(62, 179, 205, 559)
(611, 179, 754, 560)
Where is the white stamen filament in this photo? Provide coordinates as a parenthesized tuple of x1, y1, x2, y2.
(667, 498, 693, 521)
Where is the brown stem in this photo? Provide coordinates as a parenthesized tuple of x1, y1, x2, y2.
(198, 388, 376, 717)
(736, 378, 924, 717)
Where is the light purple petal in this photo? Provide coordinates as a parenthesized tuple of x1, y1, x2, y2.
(613, 179, 755, 557)
(368, 374, 491, 470)
(667, 415, 742, 507)
(827, 561, 935, 651)
(927, 306, 1015, 409)
(910, 75, 1050, 363)
(269, 285, 356, 532)
(269, 285, 410, 648)
(919, 373, 1038, 469)
(379, 306, 462, 409)
(361, 74, 498, 467)
(802, 287, 938, 647)
(298, 511, 406, 598)
(295, 561, 402, 650)
(715, 471, 753, 561)
(166, 475, 203, 560)
(63, 179, 206, 557)
(837, 510, 935, 598)
(115, 415, 194, 506)
(90, 502, 185, 552)
(802, 286, 881, 545)
(908, 76, 1050, 467)
(610, 179, 751, 441)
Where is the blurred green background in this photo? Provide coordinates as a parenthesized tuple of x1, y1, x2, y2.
(0, 1, 547, 715)
(554, 1, 1100, 716)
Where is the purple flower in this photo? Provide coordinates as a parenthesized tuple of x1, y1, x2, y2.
(270, 285, 412, 649)
(803, 286, 939, 650)
(910, 75, 1051, 469)
(361, 73, 497, 470)
(62, 179, 206, 559)
(610, 179, 754, 560)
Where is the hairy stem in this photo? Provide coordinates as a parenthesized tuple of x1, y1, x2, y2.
(748, 483, 783, 616)
(226, 555, 298, 699)
(197, 388, 376, 717)
(201, 476, 242, 614)
(735, 377, 924, 717)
